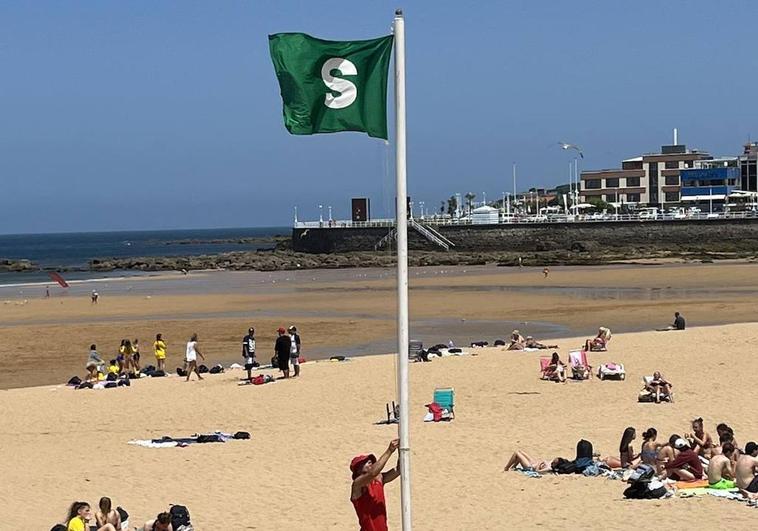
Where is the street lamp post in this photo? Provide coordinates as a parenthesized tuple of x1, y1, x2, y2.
(318, 204, 323, 225)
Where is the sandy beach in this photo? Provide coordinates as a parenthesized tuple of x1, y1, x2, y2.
(1, 262, 758, 528)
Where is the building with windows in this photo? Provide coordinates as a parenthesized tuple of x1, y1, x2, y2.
(580, 142, 712, 207)
(739, 142, 758, 192)
(680, 158, 740, 212)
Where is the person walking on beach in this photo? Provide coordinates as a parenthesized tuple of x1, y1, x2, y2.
(350, 439, 401, 531)
(288, 325, 302, 377)
(242, 327, 257, 381)
(542, 266, 550, 278)
(45, 285, 50, 298)
(91, 290, 99, 304)
(274, 327, 291, 379)
(185, 333, 205, 381)
(154, 333, 167, 372)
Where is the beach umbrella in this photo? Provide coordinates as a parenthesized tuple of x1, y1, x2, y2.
(48, 271, 69, 288)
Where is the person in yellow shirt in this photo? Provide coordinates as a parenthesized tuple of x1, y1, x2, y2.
(154, 333, 167, 372)
(107, 360, 120, 376)
(65, 501, 117, 531)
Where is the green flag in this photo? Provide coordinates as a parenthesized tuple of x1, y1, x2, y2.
(269, 33, 394, 139)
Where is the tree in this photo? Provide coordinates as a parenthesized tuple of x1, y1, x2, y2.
(587, 197, 609, 212)
(464, 192, 476, 214)
(446, 195, 458, 217)
(439, 201, 445, 215)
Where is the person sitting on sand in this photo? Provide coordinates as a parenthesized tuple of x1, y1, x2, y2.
(584, 327, 611, 351)
(185, 333, 205, 382)
(350, 439, 401, 531)
(708, 442, 737, 489)
(95, 497, 121, 530)
(686, 417, 714, 458)
(85, 344, 105, 382)
(662, 438, 703, 482)
(543, 352, 566, 383)
(658, 434, 681, 467)
(153, 333, 167, 373)
(65, 501, 117, 531)
(645, 371, 672, 403)
(640, 428, 665, 472)
(603, 427, 639, 469)
(660, 311, 685, 331)
(736, 442, 758, 499)
(503, 450, 554, 473)
(106, 359, 119, 378)
(524, 336, 558, 350)
(715, 423, 739, 454)
(141, 512, 173, 531)
(507, 330, 525, 351)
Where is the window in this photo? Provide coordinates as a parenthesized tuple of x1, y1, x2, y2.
(585, 179, 601, 189)
(626, 177, 641, 187)
(626, 193, 640, 203)
(685, 160, 694, 168)
(665, 175, 679, 185)
(622, 160, 643, 170)
(605, 194, 616, 202)
(665, 191, 680, 202)
(605, 178, 619, 188)
(648, 162, 659, 177)
(665, 161, 679, 169)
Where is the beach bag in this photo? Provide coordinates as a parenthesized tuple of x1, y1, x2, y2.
(252, 375, 266, 385)
(198, 364, 209, 374)
(209, 364, 224, 374)
(494, 339, 506, 346)
(106, 372, 117, 381)
(233, 431, 251, 439)
(76, 382, 93, 390)
(270, 356, 279, 368)
(170, 505, 191, 528)
(117, 378, 130, 387)
(576, 439, 593, 460)
(330, 355, 346, 362)
(176, 367, 187, 377)
(623, 482, 667, 499)
(104, 382, 118, 389)
(67, 376, 82, 386)
(151, 369, 166, 377)
(552, 458, 577, 475)
(117, 507, 129, 528)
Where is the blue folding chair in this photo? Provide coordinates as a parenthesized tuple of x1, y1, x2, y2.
(433, 387, 455, 418)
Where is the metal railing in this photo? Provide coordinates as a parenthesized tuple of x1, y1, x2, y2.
(294, 210, 758, 229)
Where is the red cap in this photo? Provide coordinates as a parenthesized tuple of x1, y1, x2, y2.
(350, 454, 376, 479)
(277, 327, 286, 334)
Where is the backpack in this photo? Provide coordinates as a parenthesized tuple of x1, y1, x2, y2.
(176, 367, 187, 377)
(198, 364, 209, 374)
(170, 505, 191, 528)
(552, 458, 577, 475)
(151, 369, 166, 377)
(233, 431, 251, 439)
(67, 376, 82, 386)
(209, 364, 224, 374)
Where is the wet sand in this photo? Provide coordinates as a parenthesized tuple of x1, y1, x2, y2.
(2, 262, 758, 389)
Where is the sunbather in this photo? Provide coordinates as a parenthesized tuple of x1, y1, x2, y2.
(603, 427, 639, 469)
(65, 501, 117, 531)
(584, 327, 611, 351)
(543, 352, 566, 383)
(640, 428, 665, 472)
(507, 330, 525, 351)
(524, 336, 558, 349)
(662, 438, 703, 481)
(95, 497, 121, 530)
(141, 512, 173, 531)
(503, 450, 554, 473)
(686, 417, 714, 458)
(658, 434, 681, 468)
(707, 442, 737, 489)
(736, 442, 758, 499)
(646, 371, 672, 403)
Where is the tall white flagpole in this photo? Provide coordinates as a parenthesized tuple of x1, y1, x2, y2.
(393, 8, 412, 531)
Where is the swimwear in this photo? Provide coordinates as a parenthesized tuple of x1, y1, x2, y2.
(709, 478, 736, 490)
(746, 475, 758, 493)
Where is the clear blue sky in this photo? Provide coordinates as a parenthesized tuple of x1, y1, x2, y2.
(2, 0, 757, 233)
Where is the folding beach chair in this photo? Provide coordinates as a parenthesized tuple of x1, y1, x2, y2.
(569, 350, 591, 380)
(433, 387, 455, 418)
(409, 340, 424, 362)
(639, 376, 674, 403)
(539, 357, 559, 381)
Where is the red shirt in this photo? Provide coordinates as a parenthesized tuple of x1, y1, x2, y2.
(665, 448, 703, 479)
(352, 479, 387, 531)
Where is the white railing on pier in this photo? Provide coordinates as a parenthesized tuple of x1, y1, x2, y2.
(294, 210, 758, 229)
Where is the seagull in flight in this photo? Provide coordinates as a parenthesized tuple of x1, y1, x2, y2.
(558, 142, 584, 158)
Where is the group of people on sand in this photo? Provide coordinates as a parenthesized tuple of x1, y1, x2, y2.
(504, 418, 758, 499)
(55, 498, 174, 531)
(506, 329, 558, 351)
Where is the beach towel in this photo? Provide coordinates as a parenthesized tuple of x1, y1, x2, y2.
(597, 363, 625, 380)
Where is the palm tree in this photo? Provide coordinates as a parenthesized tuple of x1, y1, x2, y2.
(464, 192, 476, 214)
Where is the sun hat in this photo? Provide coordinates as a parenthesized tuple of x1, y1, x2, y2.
(288, 325, 297, 331)
(350, 454, 376, 479)
(674, 438, 689, 450)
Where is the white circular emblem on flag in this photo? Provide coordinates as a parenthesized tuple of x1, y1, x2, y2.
(321, 58, 357, 109)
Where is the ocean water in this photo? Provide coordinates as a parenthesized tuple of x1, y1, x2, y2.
(0, 227, 289, 284)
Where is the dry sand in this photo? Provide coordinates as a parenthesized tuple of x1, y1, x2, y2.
(1, 324, 758, 529)
(2, 262, 758, 528)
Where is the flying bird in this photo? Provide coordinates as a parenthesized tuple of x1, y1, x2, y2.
(558, 142, 584, 158)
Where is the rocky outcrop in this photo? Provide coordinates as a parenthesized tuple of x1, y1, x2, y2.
(0, 259, 36, 272)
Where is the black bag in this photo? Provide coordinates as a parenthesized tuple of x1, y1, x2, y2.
(552, 457, 577, 475)
(76, 382, 93, 390)
(198, 364, 209, 374)
(151, 369, 166, 377)
(493, 339, 506, 346)
(196, 434, 223, 443)
(233, 431, 251, 439)
(104, 382, 118, 389)
(117, 378, 130, 387)
(271, 356, 279, 368)
(176, 367, 187, 377)
(106, 372, 117, 381)
(170, 505, 191, 528)
(623, 482, 667, 499)
(67, 376, 82, 386)
(329, 355, 346, 361)
(576, 439, 593, 460)
(117, 507, 129, 522)
(209, 364, 224, 374)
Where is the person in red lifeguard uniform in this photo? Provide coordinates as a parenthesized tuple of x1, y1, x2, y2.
(350, 439, 401, 531)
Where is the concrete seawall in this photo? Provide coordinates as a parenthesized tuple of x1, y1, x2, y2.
(292, 219, 758, 254)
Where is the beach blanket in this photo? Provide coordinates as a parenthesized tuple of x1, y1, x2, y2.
(128, 431, 250, 448)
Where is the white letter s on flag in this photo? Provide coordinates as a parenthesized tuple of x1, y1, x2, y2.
(321, 58, 357, 109)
